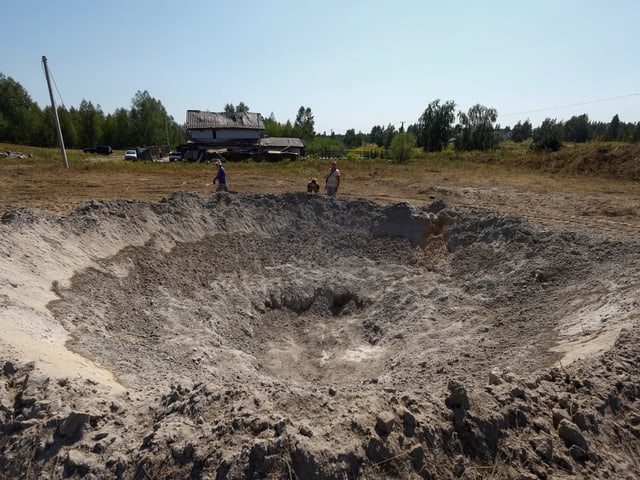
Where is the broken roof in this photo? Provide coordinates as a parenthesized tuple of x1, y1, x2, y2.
(186, 110, 265, 130)
(259, 137, 305, 148)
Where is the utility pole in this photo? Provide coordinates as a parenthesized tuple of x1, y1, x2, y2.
(165, 114, 170, 147)
(42, 56, 68, 168)
(399, 121, 407, 162)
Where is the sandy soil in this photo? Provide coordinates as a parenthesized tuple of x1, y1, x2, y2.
(0, 161, 639, 479)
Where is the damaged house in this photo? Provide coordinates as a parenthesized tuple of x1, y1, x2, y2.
(181, 110, 305, 162)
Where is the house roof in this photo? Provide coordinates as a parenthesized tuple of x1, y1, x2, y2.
(186, 110, 265, 130)
(260, 137, 305, 148)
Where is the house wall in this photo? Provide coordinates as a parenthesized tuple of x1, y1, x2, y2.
(217, 129, 259, 141)
(189, 128, 260, 142)
(190, 129, 213, 141)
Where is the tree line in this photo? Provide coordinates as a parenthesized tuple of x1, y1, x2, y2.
(0, 73, 185, 150)
(2, 72, 639, 159)
(265, 98, 640, 160)
(310, 100, 640, 160)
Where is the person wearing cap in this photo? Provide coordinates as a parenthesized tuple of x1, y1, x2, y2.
(213, 160, 228, 192)
(325, 160, 340, 197)
(307, 178, 320, 193)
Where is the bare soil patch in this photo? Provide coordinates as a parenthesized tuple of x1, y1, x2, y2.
(0, 157, 639, 479)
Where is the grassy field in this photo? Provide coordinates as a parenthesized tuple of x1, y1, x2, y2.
(3, 140, 639, 179)
(1, 140, 639, 217)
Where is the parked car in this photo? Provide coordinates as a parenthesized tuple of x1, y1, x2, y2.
(97, 145, 113, 155)
(2, 150, 25, 159)
(168, 151, 182, 162)
(83, 145, 113, 155)
(124, 150, 138, 161)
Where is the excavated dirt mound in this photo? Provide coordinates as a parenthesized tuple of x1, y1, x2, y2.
(0, 191, 639, 479)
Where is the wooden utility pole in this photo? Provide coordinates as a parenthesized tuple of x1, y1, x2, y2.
(42, 56, 69, 168)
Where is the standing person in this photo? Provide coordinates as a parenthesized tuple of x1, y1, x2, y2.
(325, 160, 340, 197)
(213, 160, 228, 192)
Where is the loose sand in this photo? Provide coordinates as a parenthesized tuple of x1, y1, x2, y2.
(0, 159, 639, 478)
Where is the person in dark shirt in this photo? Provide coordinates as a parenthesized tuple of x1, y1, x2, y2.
(213, 160, 228, 192)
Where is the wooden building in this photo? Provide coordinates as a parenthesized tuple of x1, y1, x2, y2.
(181, 110, 304, 162)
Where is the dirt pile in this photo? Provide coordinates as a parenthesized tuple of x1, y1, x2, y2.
(0, 191, 638, 479)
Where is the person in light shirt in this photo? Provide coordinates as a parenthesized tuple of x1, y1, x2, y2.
(325, 161, 340, 197)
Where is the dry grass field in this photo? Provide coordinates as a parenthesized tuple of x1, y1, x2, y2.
(1, 142, 639, 234)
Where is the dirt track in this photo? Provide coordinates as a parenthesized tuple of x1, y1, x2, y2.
(0, 161, 639, 479)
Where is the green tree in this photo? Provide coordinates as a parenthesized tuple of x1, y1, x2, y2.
(294, 106, 315, 141)
(389, 131, 416, 163)
(588, 121, 608, 141)
(454, 104, 498, 152)
(531, 118, 563, 151)
(42, 107, 81, 148)
(511, 120, 532, 142)
(76, 100, 105, 147)
(306, 135, 345, 157)
(343, 128, 359, 148)
(129, 90, 167, 145)
(38, 106, 57, 147)
(382, 124, 397, 149)
(607, 114, 620, 141)
(369, 125, 385, 147)
(264, 112, 283, 137)
(417, 99, 456, 152)
(0, 112, 8, 140)
(617, 120, 636, 142)
(281, 119, 295, 138)
(224, 102, 249, 113)
(103, 108, 131, 149)
(564, 114, 590, 143)
(235, 102, 249, 113)
(0, 73, 43, 145)
(632, 122, 640, 143)
(167, 116, 187, 148)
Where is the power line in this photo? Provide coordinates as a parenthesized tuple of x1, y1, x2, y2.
(502, 93, 640, 117)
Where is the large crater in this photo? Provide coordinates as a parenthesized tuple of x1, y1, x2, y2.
(1, 191, 639, 479)
(38, 192, 638, 395)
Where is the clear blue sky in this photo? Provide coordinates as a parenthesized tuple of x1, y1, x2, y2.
(2, 0, 639, 135)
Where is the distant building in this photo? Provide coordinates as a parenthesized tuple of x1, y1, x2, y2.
(259, 136, 305, 160)
(186, 110, 265, 143)
(181, 110, 304, 162)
